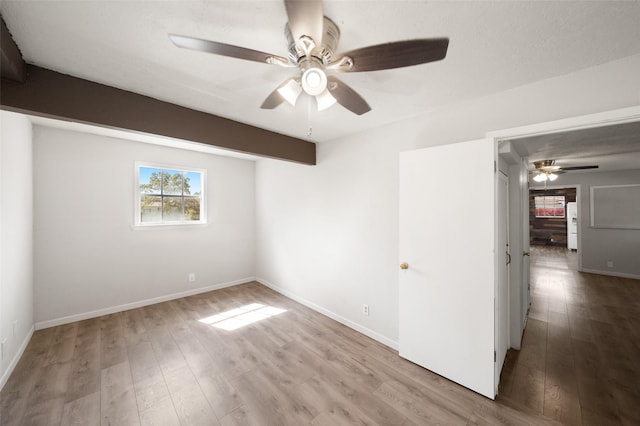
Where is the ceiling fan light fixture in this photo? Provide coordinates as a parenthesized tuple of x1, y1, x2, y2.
(548, 173, 558, 181)
(533, 173, 547, 183)
(277, 79, 302, 106)
(301, 67, 328, 96)
(315, 89, 337, 111)
(170, 0, 449, 115)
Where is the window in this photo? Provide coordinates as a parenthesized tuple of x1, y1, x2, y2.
(135, 162, 205, 226)
(534, 195, 565, 218)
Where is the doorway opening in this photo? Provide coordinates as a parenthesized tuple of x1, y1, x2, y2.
(528, 185, 579, 258)
(490, 107, 640, 419)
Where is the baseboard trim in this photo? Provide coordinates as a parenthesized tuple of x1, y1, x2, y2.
(35, 277, 256, 330)
(1, 325, 35, 391)
(256, 277, 399, 350)
(34, 276, 402, 350)
(581, 269, 640, 280)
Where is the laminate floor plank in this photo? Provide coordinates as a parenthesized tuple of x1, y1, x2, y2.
(99, 313, 127, 370)
(100, 361, 140, 426)
(64, 319, 101, 404)
(218, 405, 262, 426)
(500, 246, 640, 426)
(567, 314, 594, 342)
(7, 259, 633, 426)
(257, 340, 324, 388)
(170, 322, 219, 375)
(0, 329, 53, 425)
(498, 351, 518, 398)
(163, 365, 220, 426)
(44, 323, 79, 367)
(121, 308, 149, 347)
(231, 367, 316, 426)
(311, 373, 405, 426)
(147, 326, 189, 376)
(22, 361, 71, 426)
(60, 391, 100, 426)
(321, 332, 486, 420)
(215, 333, 263, 382)
(514, 318, 548, 371)
(296, 375, 376, 425)
(139, 303, 172, 331)
(469, 396, 562, 426)
(374, 378, 470, 425)
(254, 363, 322, 421)
(580, 407, 624, 426)
(196, 367, 243, 419)
(506, 363, 547, 412)
(169, 298, 209, 322)
(281, 342, 408, 426)
(127, 340, 181, 426)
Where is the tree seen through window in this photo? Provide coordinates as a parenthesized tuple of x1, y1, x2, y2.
(138, 166, 203, 224)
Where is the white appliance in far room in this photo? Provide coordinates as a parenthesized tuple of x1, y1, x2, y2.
(567, 202, 578, 250)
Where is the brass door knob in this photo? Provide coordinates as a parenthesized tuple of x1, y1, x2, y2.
(523, 251, 531, 257)
(400, 262, 409, 270)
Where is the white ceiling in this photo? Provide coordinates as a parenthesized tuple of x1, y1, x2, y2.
(2, 0, 640, 144)
(507, 120, 640, 173)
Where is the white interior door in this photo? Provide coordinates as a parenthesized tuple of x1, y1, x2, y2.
(399, 138, 496, 399)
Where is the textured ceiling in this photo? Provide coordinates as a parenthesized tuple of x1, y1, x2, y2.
(2, 0, 640, 144)
(509, 120, 640, 172)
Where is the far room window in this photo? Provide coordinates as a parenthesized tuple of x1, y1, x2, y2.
(135, 162, 206, 226)
(534, 195, 565, 218)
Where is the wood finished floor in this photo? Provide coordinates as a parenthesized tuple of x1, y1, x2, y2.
(1, 282, 562, 426)
(499, 246, 640, 426)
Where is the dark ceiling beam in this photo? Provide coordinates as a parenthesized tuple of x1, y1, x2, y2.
(1, 65, 316, 164)
(1, 16, 26, 83)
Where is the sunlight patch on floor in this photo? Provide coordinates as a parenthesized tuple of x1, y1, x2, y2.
(198, 303, 287, 331)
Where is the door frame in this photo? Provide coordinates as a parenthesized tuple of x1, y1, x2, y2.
(397, 106, 640, 399)
(494, 171, 510, 394)
(486, 106, 640, 350)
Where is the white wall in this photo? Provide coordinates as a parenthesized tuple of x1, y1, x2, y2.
(256, 53, 640, 347)
(256, 131, 407, 346)
(33, 126, 256, 327)
(0, 111, 34, 389)
(532, 169, 640, 279)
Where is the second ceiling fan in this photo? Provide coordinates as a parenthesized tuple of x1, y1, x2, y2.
(531, 159, 599, 182)
(169, 0, 449, 115)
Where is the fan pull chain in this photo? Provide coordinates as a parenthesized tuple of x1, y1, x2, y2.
(307, 95, 313, 138)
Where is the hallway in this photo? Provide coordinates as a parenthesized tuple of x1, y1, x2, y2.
(498, 246, 640, 425)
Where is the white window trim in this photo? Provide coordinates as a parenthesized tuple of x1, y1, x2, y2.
(134, 161, 207, 228)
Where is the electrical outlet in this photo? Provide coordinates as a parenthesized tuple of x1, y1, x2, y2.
(188, 273, 196, 282)
(607, 260, 614, 268)
(363, 304, 369, 316)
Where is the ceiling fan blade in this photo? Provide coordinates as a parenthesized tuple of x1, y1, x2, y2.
(529, 169, 565, 174)
(284, 0, 324, 48)
(559, 165, 599, 171)
(327, 76, 371, 115)
(260, 90, 285, 110)
(261, 78, 301, 109)
(169, 34, 289, 65)
(334, 38, 449, 73)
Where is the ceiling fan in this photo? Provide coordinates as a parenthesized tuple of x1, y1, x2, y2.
(168, 0, 449, 115)
(531, 159, 599, 182)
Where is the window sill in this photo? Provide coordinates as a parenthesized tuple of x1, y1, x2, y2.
(131, 222, 208, 231)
